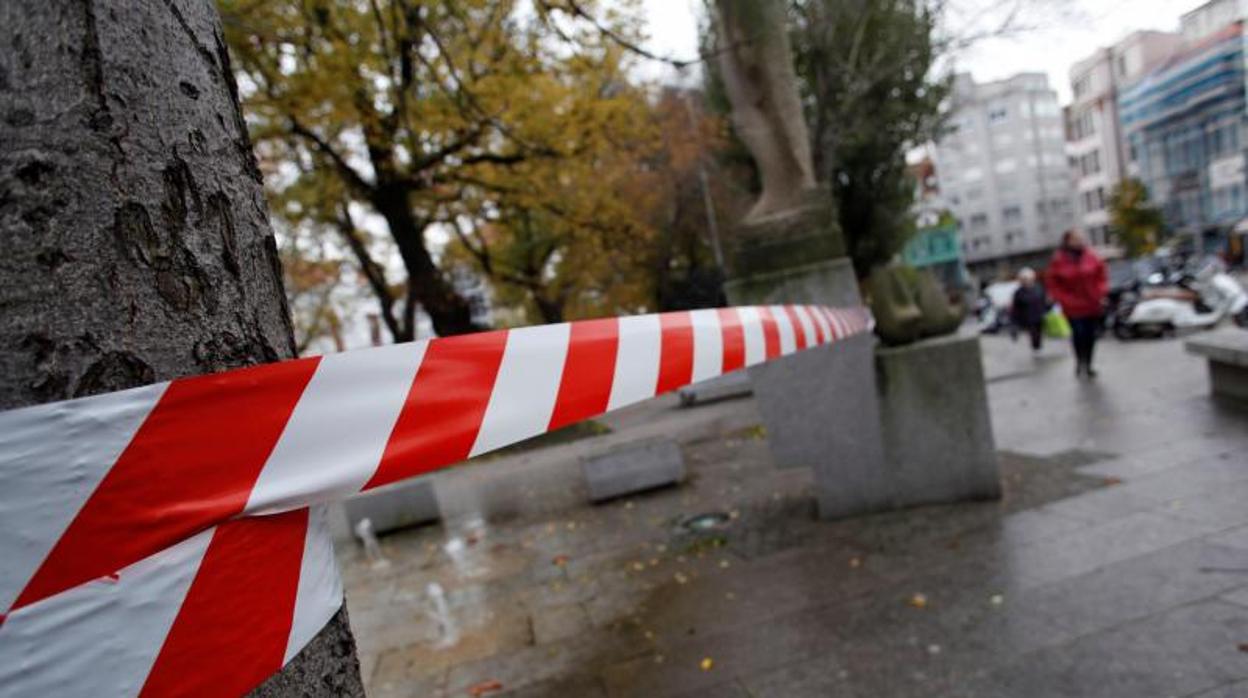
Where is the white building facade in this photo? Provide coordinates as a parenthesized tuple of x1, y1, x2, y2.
(933, 73, 1076, 270)
(1066, 31, 1183, 245)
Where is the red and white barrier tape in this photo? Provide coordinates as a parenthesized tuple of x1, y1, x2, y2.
(0, 304, 871, 696)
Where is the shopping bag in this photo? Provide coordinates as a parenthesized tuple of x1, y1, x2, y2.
(1043, 307, 1071, 339)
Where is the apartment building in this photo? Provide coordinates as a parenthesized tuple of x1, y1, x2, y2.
(933, 73, 1076, 271)
(1066, 31, 1183, 244)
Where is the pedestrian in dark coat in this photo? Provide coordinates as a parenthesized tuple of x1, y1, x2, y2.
(1011, 267, 1048, 352)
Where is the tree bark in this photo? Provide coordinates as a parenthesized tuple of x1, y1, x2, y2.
(373, 183, 483, 336)
(0, 1, 364, 695)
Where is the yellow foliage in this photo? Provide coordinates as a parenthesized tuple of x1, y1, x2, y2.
(221, 0, 694, 332)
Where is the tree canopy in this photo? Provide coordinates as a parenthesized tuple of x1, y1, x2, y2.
(1108, 178, 1164, 258)
(221, 0, 674, 339)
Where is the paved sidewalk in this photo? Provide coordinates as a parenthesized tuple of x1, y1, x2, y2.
(339, 331, 1248, 697)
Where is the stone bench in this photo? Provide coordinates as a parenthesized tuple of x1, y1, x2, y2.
(1186, 329, 1248, 405)
(582, 438, 685, 503)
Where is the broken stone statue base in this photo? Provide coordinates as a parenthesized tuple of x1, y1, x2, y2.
(876, 330, 1001, 506)
(582, 438, 686, 503)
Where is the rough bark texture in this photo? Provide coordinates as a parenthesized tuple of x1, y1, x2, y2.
(0, 0, 363, 694)
(714, 0, 818, 222)
(252, 606, 365, 698)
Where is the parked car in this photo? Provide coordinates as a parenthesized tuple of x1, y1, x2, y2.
(976, 281, 1019, 334)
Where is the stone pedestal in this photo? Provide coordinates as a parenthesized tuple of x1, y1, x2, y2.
(723, 193, 890, 519)
(876, 330, 1000, 505)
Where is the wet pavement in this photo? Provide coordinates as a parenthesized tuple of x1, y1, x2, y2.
(337, 330, 1248, 697)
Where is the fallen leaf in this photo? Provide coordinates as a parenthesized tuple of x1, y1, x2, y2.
(848, 557, 862, 569)
(990, 594, 1004, 607)
(719, 559, 730, 569)
(907, 593, 929, 609)
(552, 555, 569, 567)
(467, 679, 503, 696)
(700, 657, 714, 671)
(632, 562, 646, 572)
(1238, 643, 1248, 654)
(674, 572, 689, 584)
(1102, 476, 1123, 486)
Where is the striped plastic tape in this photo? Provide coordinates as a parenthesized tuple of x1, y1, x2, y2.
(0, 304, 872, 696)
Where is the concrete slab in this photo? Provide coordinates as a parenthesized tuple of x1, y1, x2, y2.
(1186, 328, 1248, 367)
(582, 438, 685, 503)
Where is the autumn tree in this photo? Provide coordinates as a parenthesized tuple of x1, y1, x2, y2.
(440, 85, 734, 324)
(1109, 178, 1164, 258)
(221, 0, 661, 338)
(647, 89, 734, 311)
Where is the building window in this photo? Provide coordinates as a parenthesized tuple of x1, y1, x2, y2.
(988, 107, 1008, 125)
(970, 213, 989, 230)
(995, 158, 1017, 174)
(1070, 110, 1096, 140)
(1073, 73, 1092, 99)
(1003, 205, 1023, 223)
(1082, 187, 1106, 213)
(1034, 99, 1060, 118)
(963, 167, 983, 182)
(1079, 150, 1101, 176)
(1115, 54, 1128, 78)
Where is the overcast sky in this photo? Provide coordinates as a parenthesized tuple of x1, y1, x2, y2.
(632, 0, 1211, 105)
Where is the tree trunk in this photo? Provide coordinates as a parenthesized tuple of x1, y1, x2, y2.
(533, 294, 565, 324)
(0, 1, 364, 694)
(374, 183, 485, 337)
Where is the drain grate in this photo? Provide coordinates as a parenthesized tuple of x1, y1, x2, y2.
(677, 511, 732, 534)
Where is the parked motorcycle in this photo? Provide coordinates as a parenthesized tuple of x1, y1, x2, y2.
(1114, 260, 1248, 338)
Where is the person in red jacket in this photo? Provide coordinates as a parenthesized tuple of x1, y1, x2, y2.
(1046, 230, 1108, 378)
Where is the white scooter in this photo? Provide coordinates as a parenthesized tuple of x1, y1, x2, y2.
(1117, 263, 1248, 338)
